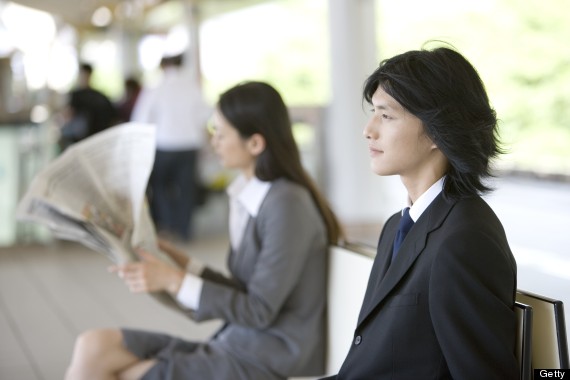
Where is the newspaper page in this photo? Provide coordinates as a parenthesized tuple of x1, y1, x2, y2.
(17, 122, 180, 309)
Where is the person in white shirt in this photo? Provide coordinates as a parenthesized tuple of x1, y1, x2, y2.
(65, 81, 342, 380)
(131, 54, 211, 241)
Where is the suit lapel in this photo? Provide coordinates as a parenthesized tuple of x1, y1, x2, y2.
(357, 194, 456, 326)
(370, 221, 398, 295)
(229, 216, 256, 279)
(356, 221, 397, 324)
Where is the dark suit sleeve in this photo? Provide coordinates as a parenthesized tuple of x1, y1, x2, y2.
(200, 266, 246, 292)
(430, 226, 518, 379)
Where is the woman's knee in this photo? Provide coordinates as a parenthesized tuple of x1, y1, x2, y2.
(75, 328, 122, 356)
(71, 328, 124, 367)
(67, 328, 138, 379)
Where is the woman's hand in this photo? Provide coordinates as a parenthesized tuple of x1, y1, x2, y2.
(108, 250, 185, 295)
(157, 239, 190, 268)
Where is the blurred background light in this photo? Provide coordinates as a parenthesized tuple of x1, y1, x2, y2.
(91, 6, 113, 28)
(30, 104, 49, 123)
(1, 2, 55, 53)
(164, 24, 189, 57)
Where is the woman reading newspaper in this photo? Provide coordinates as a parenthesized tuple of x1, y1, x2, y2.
(65, 81, 342, 380)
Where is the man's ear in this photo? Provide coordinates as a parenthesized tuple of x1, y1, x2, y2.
(424, 134, 438, 150)
(247, 133, 266, 156)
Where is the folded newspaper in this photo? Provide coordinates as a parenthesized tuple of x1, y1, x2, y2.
(17, 122, 180, 309)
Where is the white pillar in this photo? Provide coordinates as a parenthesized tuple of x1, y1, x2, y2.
(114, 26, 141, 79)
(325, 0, 404, 227)
(183, 2, 202, 83)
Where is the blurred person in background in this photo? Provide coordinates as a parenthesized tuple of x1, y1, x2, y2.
(59, 62, 117, 151)
(131, 53, 211, 242)
(116, 75, 142, 123)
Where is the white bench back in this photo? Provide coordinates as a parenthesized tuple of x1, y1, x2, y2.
(325, 245, 374, 375)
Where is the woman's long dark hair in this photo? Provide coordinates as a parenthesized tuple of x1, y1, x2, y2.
(218, 81, 342, 243)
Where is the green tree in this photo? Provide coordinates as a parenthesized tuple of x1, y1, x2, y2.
(376, 0, 570, 175)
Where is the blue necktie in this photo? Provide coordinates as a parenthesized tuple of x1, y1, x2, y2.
(392, 207, 414, 262)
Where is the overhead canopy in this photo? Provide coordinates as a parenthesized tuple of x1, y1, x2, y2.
(8, 0, 268, 30)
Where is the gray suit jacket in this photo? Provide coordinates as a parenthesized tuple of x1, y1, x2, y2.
(192, 178, 328, 378)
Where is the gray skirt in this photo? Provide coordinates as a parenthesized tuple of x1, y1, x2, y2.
(121, 328, 283, 380)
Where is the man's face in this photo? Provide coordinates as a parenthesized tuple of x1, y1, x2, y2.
(363, 86, 438, 180)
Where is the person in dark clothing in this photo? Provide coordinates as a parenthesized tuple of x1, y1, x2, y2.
(321, 45, 518, 380)
(59, 63, 117, 150)
(116, 76, 141, 123)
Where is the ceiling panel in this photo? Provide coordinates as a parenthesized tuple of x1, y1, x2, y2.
(9, 0, 125, 28)
(8, 0, 268, 30)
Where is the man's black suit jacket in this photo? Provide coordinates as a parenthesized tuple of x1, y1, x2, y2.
(324, 194, 519, 380)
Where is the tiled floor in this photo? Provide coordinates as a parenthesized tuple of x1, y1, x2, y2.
(0, 236, 228, 380)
